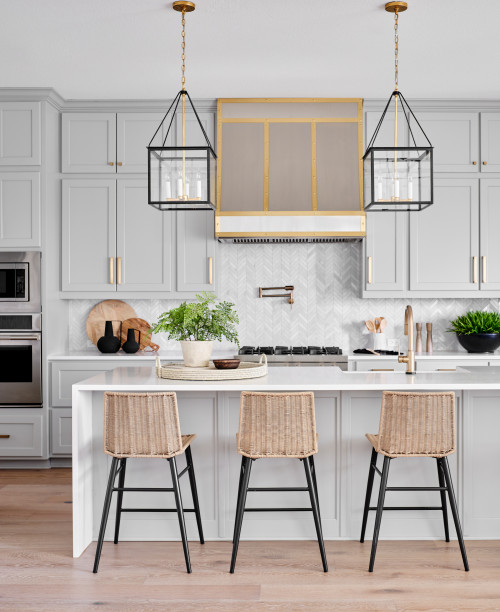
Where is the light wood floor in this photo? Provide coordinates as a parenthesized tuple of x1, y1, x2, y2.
(1, 469, 500, 611)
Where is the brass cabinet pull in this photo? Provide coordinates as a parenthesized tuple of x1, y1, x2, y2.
(108, 162, 114, 166)
(117, 162, 122, 166)
(472, 161, 477, 165)
(367, 256, 372, 284)
(370, 368, 394, 372)
(483, 161, 488, 165)
(117, 257, 122, 285)
(437, 369, 456, 371)
(208, 257, 213, 285)
(482, 255, 487, 283)
(109, 257, 114, 284)
(0, 434, 10, 439)
(473, 256, 478, 283)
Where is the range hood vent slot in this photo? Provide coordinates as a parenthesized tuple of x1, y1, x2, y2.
(219, 237, 362, 244)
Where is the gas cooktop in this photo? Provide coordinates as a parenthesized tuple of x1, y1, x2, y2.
(236, 345, 347, 368)
(239, 345, 342, 356)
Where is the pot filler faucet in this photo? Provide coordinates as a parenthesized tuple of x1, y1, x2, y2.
(398, 304, 416, 375)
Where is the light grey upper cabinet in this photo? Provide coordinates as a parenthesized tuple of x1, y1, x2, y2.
(413, 112, 479, 172)
(62, 180, 117, 291)
(479, 179, 500, 291)
(116, 180, 173, 291)
(62, 113, 116, 173)
(116, 113, 172, 173)
(176, 211, 216, 292)
(0, 102, 41, 166)
(409, 178, 479, 291)
(364, 211, 407, 293)
(0, 172, 41, 247)
(176, 111, 215, 147)
(480, 113, 500, 172)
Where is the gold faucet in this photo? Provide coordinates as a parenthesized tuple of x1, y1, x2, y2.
(398, 304, 416, 375)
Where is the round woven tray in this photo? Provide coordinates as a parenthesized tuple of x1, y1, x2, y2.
(155, 355, 268, 381)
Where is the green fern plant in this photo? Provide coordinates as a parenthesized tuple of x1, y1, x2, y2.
(149, 292, 239, 346)
(447, 310, 500, 335)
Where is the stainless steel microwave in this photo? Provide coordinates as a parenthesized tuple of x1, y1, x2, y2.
(0, 252, 41, 312)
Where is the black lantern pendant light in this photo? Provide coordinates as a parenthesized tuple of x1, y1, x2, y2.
(148, 1, 216, 211)
(364, 1, 433, 212)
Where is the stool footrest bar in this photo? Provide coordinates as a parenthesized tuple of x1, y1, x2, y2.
(385, 486, 446, 491)
(113, 487, 174, 492)
(121, 508, 197, 513)
(247, 487, 309, 492)
(368, 506, 444, 511)
(245, 507, 313, 512)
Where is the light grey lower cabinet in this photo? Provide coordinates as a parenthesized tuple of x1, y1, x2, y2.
(0, 411, 44, 458)
(0, 172, 41, 247)
(364, 211, 407, 293)
(50, 408, 72, 455)
(409, 178, 479, 292)
(176, 211, 216, 291)
(62, 180, 116, 291)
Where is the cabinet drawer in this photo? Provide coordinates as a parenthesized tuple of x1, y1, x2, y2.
(417, 359, 489, 371)
(0, 414, 43, 457)
(50, 408, 72, 455)
(353, 359, 404, 372)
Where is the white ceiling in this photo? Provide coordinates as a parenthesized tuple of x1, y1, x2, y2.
(1, 0, 499, 100)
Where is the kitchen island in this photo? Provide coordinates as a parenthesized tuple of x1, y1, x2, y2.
(72, 365, 500, 557)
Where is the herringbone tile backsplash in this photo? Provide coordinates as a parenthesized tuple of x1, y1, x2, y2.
(69, 243, 499, 353)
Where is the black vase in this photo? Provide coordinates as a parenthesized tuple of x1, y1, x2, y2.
(97, 321, 121, 354)
(457, 333, 500, 354)
(122, 328, 141, 354)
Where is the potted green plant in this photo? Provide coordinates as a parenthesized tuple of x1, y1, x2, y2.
(149, 292, 239, 367)
(448, 310, 500, 353)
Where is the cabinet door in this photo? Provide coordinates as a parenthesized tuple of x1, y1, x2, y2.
(0, 172, 40, 247)
(0, 414, 43, 457)
(117, 113, 173, 174)
(176, 211, 216, 292)
(116, 180, 173, 291)
(0, 102, 41, 165)
(414, 112, 479, 172)
(480, 179, 500, 291)
(480, 113, 500, 172)
(62, 180, 116, 291)
(364, 211, 407, 292)
(50, 408, 72, 455)
(409, 178, 479, 292)
(62, 113, 116, 173)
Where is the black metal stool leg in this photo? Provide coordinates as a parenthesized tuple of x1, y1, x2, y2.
(440, 457, 469, 571)
(169, 456, 192, 574)
(93, 457, 119, 573)
(369, 455, 391, 572)
(303, 455, 328, 572)
(185, 445, 204, 544)
(230, 456, 252, 573)
(308, 456, 321, 521)
(113, 458, 127, 544)
(360, 448, 378, 543)
(232, 457, 246, 545)
(436, 458, 450, 542)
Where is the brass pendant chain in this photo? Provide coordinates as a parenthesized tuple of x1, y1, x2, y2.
(394, 9, 399, 91)
(181, 8, 186, 90)
(181, 8, 187, 198)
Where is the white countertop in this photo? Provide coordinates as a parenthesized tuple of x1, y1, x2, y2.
(348, 351, 500, 360)
(73, 364, 500, 392)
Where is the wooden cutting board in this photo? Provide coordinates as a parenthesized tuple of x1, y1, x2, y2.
(119, 318, 160, 352)
(86, 300, 137, 346)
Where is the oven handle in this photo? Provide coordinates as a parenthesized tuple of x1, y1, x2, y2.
(0, 336, 40, 341)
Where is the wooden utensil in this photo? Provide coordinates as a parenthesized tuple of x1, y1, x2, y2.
(120, 318, 160, 352)
(86, 300, 137, 346)
(374, 318, 381, 333)
(379, 318, 387, 333)
(365, 320, 375, 333)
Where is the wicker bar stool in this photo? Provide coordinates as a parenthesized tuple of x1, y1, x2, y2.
(360, 391, 469, 572)
(93, 392, 204, 574)
(230, 391, 328, 573)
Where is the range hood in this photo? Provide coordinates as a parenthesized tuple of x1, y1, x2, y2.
(215, 98, 365, 243)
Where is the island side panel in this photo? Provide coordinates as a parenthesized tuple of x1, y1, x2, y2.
(341, 390, 461, 540)
(72, 387, 95, 557)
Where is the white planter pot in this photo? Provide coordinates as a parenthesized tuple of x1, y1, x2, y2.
(180, 340, 214, 367)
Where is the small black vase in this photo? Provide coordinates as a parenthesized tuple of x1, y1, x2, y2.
(122, 328, 141, 354)
(97, 321, 121, 354)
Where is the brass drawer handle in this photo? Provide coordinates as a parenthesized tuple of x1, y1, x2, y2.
(117, 257, 122, 285)
(208, 257, 213, 285)
(370, 368, 394, 372)
(473, 256, 478, 283)
(482, 255, 487, 283)
(368, 256, 372, 284)
(0, 434, 10, 439)
(109, 257, 114, 284)
(437, 369, 456, 372)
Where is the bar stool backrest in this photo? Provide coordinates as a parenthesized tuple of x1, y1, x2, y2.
(237, 392, 318, 459)
(103, 392, 183, 458)
(377, 391, 456, 457)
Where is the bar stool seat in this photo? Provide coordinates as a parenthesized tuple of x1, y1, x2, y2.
(93, 392, 204, 574)
(230, 391, 328, 573)
(360, 391, 469, 573)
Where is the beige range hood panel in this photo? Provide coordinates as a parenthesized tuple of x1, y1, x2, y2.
(216, 98, 365, 243)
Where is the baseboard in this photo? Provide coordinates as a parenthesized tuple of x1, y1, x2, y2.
(50, 457, 72, 468)
(0, 459, 51, 469)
